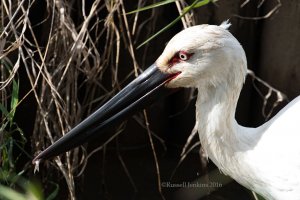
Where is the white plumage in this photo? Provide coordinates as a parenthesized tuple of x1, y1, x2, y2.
(157, 21, 300, 200)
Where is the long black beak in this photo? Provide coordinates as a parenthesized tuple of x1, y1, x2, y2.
(33, 64, 179, 163)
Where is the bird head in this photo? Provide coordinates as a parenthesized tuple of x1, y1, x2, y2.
(33, 21, 247, 165)
(157, 21, 247, 91)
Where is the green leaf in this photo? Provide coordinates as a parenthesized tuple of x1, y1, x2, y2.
(0, 173, 46, 200)
(127, 0, 177, 15)
(137, 0, 212, 49)
(26, 182, 44, 200)
(0, 103, 9, 116)
(183, 0, 210, 12)
(9, 79, 19, 125)
(0, 102, 9, 130)
(0, 185, 27, 200)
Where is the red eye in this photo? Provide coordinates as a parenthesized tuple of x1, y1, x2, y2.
(179, 52, 188, 61)
(168, 51, 193, 67)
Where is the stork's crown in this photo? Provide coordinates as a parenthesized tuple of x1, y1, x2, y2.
(157, 21, 247, 90)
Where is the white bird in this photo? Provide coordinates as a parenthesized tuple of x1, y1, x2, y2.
(34, 21, 300, 200)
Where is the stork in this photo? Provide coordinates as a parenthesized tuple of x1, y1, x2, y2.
(33, 21, 300, 200)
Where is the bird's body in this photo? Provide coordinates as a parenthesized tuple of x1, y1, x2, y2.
(34, 21, 300, 200)
(157, 21, 300, 200)
(196, 79, 300, 200)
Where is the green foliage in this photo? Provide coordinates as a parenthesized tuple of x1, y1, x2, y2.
(0, 185, 29, 200)
(127, 0, 215, 49)
(0, 171, 59, 200)
(126, 0, 177, 14)
(183, 0, 216, 12)
(0, 163, 59, 199)
(9, 79, 19, 125)
(0, 183, 41, 200)
(0, 59, 58, 200)
(0, 59, 25, 175)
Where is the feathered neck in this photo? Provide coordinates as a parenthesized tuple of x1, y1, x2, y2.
(195, 82, 243, 170)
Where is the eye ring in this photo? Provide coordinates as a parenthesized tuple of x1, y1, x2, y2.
(178, 52, 188, 61)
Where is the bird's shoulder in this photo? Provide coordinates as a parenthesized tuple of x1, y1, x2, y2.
(265, 95, 300, 135)
(251, 95, 300, 158)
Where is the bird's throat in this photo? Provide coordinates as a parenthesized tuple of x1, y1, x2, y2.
(195, 84, 241, 167)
